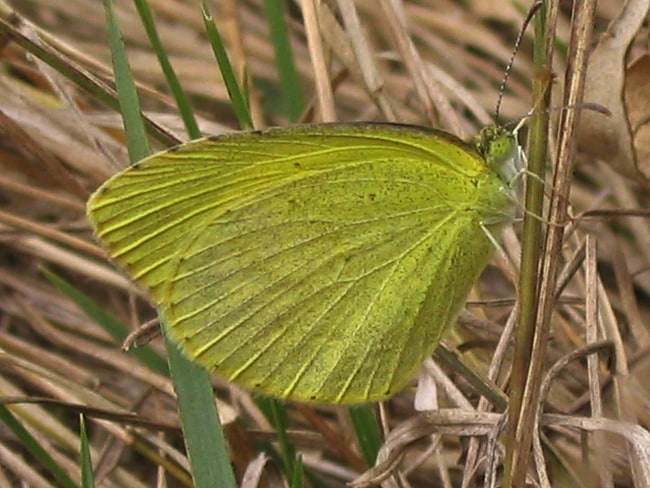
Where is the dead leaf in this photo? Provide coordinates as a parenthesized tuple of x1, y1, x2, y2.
(575, 0, 650, 181)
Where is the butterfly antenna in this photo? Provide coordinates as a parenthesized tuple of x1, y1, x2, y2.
(495, 1, 543, 123)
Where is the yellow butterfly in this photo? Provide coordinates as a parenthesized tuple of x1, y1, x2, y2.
(87, 122, 519, 404)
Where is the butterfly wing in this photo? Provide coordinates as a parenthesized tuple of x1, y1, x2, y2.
(88, 123, 514, 403)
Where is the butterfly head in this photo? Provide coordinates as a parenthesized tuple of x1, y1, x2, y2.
(474, 125, 521, 188)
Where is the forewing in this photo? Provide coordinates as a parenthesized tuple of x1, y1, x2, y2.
(88, 124, 502, 403)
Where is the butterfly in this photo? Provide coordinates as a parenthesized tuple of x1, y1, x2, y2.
(87, 122, 520, 403)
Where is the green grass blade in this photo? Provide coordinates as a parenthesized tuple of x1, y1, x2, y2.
(165, 328, 237, 488)
(201, 0, 254, 129)
(0, 405, 79, 488)
(289, 454, 305, 488)
(348, 406, 382, 467)
(257, 397, 303, 483)
(132, 0, 201, 139)
(264, 0, 305, 121)
(103, 0, 149, 161)
(79, 416, 95, 488)
(102, 2, 236, 486)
